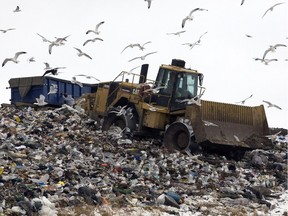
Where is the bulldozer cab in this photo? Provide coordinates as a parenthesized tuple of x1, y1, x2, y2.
(152, 64, 203, 111)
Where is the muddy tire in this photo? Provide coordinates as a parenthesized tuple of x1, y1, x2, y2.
(102, 107, 137, 133)
(164, 121, 199, 152)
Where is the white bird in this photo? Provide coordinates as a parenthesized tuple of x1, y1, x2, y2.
(34, 94, 48, 106)
(254, 58, 278, 65)
(27, 57, 35, 63)
(13, 6, 21, 12)
(121, 43, 141, 54)
(262, 2, 285, 18)
(180, 96, 201, 106)
(203, 120, 218, 127)
(166, 30, 186, 36)
(83, 37, 103, 46)
(146, 103, 165, 112)
(43, 62, 52, 71)
(145, 0, 152, 9)
(128, 51, 157, 62)
(263, 44, 287, 59)
(143, 86, 165, 94)
(2, 51, 27, 67)
(262, 100, 282, 110)
(182, 32, 207, 49)
(48, 84, 58, 95)
(182, 8, 208, 28)
(74, 74, 100, 82)
(0, 28, 15, 33)
(74, 47, 92, 59)
(235, 94, 253, 104)
(86, 21, 105, 35)
(71, 77, 83, 87)
(48, 35, 70, 54)
(110, 105, 128, 116)
(265, 131, 281, 143)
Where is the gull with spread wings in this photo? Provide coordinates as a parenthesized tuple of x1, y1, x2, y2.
(83, 37, 103, 46)
(0, 28, 15, 33)
(42, 67, 66, 77)
(262, 100, 282, 110)
(2, 51, 26, 67)
(74, 74, 101, 82)
(262, 44, 287, 59)
(74, 48, 92, 60)
(262, 2, 285, 18)
(182, 8, 208, 28)
(235, 94, 253, 104)
(166, 30, 186, 37)
(128, 51, 157, 62)
(86, 21, 105, 35)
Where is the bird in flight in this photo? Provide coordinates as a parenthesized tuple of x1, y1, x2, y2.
(262, 2, 285, 18)
(2, 51, 26, 67)
(42, 67, 66, 77)
(86, 21, 105, 35)
(121, 41, 151, 53)
(182, 8, 208, 28)
(74, 74, 101, 82)
(235, 94, 253, 104)
(13, 6, 21, 12)
(71, 77, 83, 87)
(74, 48, 92, 59)
(262, 100, 282, 110)
(27, 57, 35, 63)
(262, 44, 287, 59)
(48, 84, 58, 95)
(254, 58, 278, 65)
(166, 30, 186, 37)
(182, 32, 208, 50)
(128, 51, 157, 62)
(0, 28, 15, 33)
(34, 94, 48, 106)
(48, 36, 70, 54)
(145, 0, 152, 9)
(83, 37, 103, 46)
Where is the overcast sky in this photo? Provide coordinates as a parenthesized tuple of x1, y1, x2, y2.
(0, 0, 287, 129)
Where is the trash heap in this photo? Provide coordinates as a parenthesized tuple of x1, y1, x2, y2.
(0, 105, 287, 216)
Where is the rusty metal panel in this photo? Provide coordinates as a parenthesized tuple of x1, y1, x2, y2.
(142, 110, 166, 129)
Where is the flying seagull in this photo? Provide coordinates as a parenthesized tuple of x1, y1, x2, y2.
(182, 8, 208, 28)
(86, 21, 105, 35)
(34, 94, 48, 106)
(74, 47, 92, 59)
(27, 57, 35, 63)
(48, 35, 70, 54)
(263, 44, 287, 59)
(43, 62, 52, 71)
(48, 84, 58, 95)
(74, 74, 101, 82)
(13, 6, 21, 12)
(145, 0, 152, 9)
(83, 37, 103, 46)
(0, 28, 15, 33)
(2, 51, 27, 67)
(71, 77, 83, 87)
(262, 2, 285, 18)
(166, 30, 186, 37)
(262, 100, 282, 110)
(236, 94, 253, 104)
(254, 58, 278, 65)
(128, 51, 157, 62)
(138, 41, 152, 51)
(42, 67, 66, 77)
(182, 31, 208, 49)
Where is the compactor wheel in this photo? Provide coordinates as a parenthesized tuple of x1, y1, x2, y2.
(101, 106, 137, 133)
(164, 121, 199, 152)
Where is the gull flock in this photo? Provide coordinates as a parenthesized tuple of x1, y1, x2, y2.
(0, 1, 287, 123)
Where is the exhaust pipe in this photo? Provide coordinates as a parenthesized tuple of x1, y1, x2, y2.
(139, 64, 148, 84)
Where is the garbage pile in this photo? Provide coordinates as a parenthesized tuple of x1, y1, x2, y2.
(0, 105, 287, 216)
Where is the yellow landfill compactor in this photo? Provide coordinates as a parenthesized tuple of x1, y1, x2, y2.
(83, 59, 273, 154)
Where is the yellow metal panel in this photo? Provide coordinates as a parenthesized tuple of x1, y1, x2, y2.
(94, 87, 109, 113)
(143, 110, 166, 129)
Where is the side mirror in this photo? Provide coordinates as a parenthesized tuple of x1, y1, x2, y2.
(198, 74, 204, 86)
